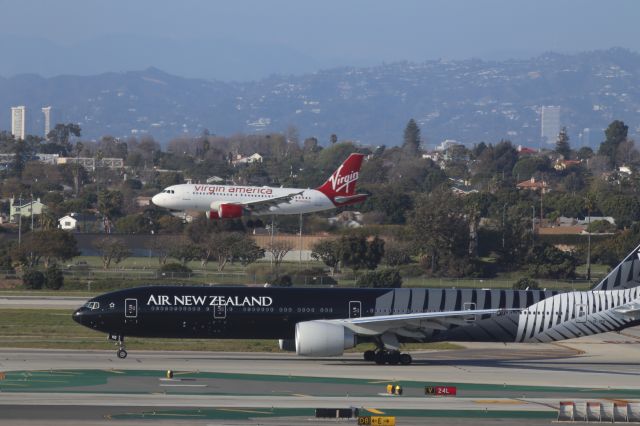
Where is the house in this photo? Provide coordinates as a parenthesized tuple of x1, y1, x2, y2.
(328, 211, 363, 228)
(516, 177, 550, 193)
(517, 145, 537, 155)
(58, 215, 78, 231)
(553, 159, 581, 171)
(231, 153, 263, 166)
(58, 212, 102, 232)
(577, 216, 615, 226)
(9, 197, 45, 223)
(135, 196, 152, 207)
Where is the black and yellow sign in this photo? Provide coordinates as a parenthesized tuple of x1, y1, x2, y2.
(358, 416, 396, 425)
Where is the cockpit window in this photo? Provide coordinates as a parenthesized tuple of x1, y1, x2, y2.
(84, 301, 100, 310)
(162, 189, 175, 194)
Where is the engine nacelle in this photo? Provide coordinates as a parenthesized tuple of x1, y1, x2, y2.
(209, 201, 243, 219)
(278, 339, 296, 352)
(295, 321, 355, 357)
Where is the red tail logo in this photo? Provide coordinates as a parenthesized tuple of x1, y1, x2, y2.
(317, 153, 365, 199)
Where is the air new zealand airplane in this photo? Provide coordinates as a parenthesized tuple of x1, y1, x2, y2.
(73, 243, 640, 365)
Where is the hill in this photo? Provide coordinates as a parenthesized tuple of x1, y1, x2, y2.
(1, 48, 639, 147)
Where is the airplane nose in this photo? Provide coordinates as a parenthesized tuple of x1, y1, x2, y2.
(151, 194, 162, 206)
(72, 307, 86, 325)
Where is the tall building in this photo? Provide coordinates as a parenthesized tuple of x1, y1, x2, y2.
(541, 106, 561, 146)
(42, 106, 51, 138)
(11, 106, 26, 140)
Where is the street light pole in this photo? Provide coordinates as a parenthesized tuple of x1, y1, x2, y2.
(502, 203, 507, 250)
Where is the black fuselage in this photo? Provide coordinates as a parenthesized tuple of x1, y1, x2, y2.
(73, 285, 560, 343)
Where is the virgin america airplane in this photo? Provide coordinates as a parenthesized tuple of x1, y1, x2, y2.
(151, 153, 368, 219)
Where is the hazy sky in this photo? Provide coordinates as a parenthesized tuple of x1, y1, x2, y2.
(1, 0, 639, 80)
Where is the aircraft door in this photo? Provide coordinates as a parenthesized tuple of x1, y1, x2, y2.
(125, 298, 138, 319)
(463, 302, 476, 322)
(349, 301, 362, 318)
(576, 303, 588, 323)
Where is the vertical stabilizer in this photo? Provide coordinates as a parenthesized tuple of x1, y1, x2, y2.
(591, 243, 640, 291)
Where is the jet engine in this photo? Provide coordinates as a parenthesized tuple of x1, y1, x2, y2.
(295, 321, 355, 357)
(209, 201, 244, 219)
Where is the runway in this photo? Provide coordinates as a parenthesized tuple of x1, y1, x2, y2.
(0, 295, 87, 309)
(2, 327, 640, 425)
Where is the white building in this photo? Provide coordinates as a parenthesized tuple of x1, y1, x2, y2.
(541, 106, 561, 146)
(42, 106, 51, 138)
(58, 215, 78, 231)
(11, 106, 26, 140)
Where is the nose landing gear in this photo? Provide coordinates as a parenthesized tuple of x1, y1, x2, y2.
(110, 334, 127, 359)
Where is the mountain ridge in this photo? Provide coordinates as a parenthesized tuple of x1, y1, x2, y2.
(1, 48, 639, 148)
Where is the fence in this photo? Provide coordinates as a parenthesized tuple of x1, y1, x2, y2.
(1, 268, 596, 291)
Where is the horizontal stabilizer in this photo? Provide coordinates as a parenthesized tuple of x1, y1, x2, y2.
(333, 194, 368, 204)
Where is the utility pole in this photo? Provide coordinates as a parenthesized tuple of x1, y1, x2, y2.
(30, 193, 34, 231)
(587, 214, 592, 281)
(502, 203, 507, 250)
(299, 213, 303, 264)
(17, 193, 22, 248)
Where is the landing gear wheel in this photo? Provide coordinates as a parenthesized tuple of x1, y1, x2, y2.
(363, 350, 376, 362)
(387, 351, 401, 365)
(374, 351, 386, 365)
(400, 353, 412, 365)
(117, 349, 128, 359)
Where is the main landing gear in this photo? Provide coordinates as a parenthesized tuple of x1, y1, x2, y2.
(363, 349, 412, 365)
(110, 334, 127, 359)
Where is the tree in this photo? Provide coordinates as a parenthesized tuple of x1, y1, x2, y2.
(402, 119, 421, 155)
(266, 240, 293, 277)
(330, 134, 338, 144)
(311, 239, 341, 275)
(576, 146, 594, 160)
(14, 229, 80, 267)
(44, 264, 64, 290)
(339, 234, 385, 274)
(356, 268, 402, 288)
(22, 269, 45, 290)
(168, 240, 201, 266)
(47, 123, 81, 152)
(200, 232, 260, 271)
(526, 243, 577, 279)
(383, 241, 413, 266)
(598, 120, 629, 168)
(409, 190, 470, 275)
(98, 190, 124, 220)
(94, 237, 131, 269)
(512, 277, 539, 290)
(555, 127, 571, 159)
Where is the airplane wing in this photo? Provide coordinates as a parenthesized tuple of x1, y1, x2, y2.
(324, 308, 516, 338)
(613, 302, 640, 319)
(240, 191, 304, 213)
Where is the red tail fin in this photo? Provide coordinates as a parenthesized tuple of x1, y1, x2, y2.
(316, 153, 365, 200)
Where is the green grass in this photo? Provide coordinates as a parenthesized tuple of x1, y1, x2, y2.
(0, 309, 462, 352)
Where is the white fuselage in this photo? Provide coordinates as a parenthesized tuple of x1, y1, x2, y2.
(152, 184, 335, 215)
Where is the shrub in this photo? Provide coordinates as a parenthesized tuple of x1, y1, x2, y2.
(271, 275, 293, 287)
(23, 269, 45, 290)
(44, 264, 64, 290)
(158, 263, 192, 278)
(513, 277, 539, 290)
(356, 268, 402, 288)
